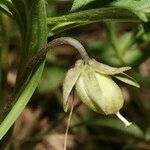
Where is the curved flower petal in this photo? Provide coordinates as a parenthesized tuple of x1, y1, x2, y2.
(113, 73, 140, 88)
(76, 66, 124, 115)
(77, 66, 105, 114)
(75, 73, 104, 114)
(63, 60, 83, 112)
(89, 59, 131, 75)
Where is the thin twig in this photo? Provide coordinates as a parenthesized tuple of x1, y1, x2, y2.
(63, 90, 74, 150)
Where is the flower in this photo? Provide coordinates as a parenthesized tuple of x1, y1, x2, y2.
(63, 59, 139, 127)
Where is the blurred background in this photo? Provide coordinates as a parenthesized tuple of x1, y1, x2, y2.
(0, 0, 150, 149)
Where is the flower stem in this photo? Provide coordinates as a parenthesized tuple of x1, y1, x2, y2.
(64, 89, 75, 150)
(16, 37, 90, 93)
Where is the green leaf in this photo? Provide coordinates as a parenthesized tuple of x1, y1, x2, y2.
(89, 59, 131, 75)
(0, 1, 24, 33)
(71, 0, 150, 22)
(118, 32, 135, 53)
(112, 0, 150, 14)
(11, 0, 47, 75)
(63, 60, 83, 112)
(86, 117, 144, 140)
(114, 73, 140, 88)
(0, 1, 12, 16)
(112, 0, 150, 22)
(0, 61, 45, 140)
(11, 0, 27, 38)
(0, 0, 47, 140)
(123, 47, 145, 66)
(47, 7, 140, 36)
(71, 0, 115, 12)
(71, 0, 95, 12)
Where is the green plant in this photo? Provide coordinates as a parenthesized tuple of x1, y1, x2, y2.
(0, 0, 150, 149)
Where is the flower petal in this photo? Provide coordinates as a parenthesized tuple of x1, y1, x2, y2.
(114, 73, 140, 88)
(76, 66, 124, 115)
(94, 72, 124, 115)
(76, 66, 104, 114)
(63, 60, 83, 112)
(89, 59, 131, 75)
